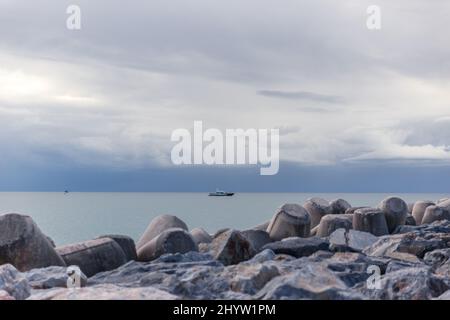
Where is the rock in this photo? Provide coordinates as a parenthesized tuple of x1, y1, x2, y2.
(190, 228, 213, 245)
(262, 237, 330, 258)
(252, 220, 270, 231)
(405, 214, 416, 226)
(437, 290, 450, 300)
(304, 198, 331, 228)
(407, 202, 414, 214)
(310, 225, 318, 236)
(137, 228, 198, 262)
(0, 290, 14, 300)
(136, 214, 188, 250)
(424, 248, 450, 269)
(266, 203, 311, 241)
(210, 230, 255, 266)
(363, 232, 447, 260)
(256, 263, 363, 300)
(28, 284, 178, 300)
(422, 206, 450, 224)
(316, 214, 353, 237)
(97, 234, 137, 262)
(25, 266, 87, 289)
(213, 228, 231, 238)
(241, 230, 272, 252)
(361, 267, 448, 300)
(225, 263, 280, 295)
(378, 197, 408, 233)
(0, 213, 66, 271)
(352, 208, 389, 236)
(330, 199, 352, 215)
(412, 201, 435, 225)
(0, 264, 31, 300)
(56, 238, 127, 277)
(247, 249, 276, 264)
(329, 228, 378, 252)
(437, 199, 450, 210)
(345, 207, 369, 214)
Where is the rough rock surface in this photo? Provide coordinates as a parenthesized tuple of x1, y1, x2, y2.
(241, 230, 272, 252)
(210, 230, 256, 266)
(329, 229, 378, 252)
(25, 266, 87, 289)
(262, 237, 330, 258)
(0, 213, 66, 271)
(0, 264, 31, 300)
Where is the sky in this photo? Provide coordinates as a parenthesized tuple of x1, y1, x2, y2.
(0, 0, 450, 192)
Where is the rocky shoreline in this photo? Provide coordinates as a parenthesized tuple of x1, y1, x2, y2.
(1, 196, 450, 300)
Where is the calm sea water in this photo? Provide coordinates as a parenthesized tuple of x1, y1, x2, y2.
(0, 192, 447, 246)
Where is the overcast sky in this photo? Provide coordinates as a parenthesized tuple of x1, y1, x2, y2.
(0, 0, 450, 191)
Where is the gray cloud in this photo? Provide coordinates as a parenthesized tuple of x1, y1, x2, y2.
(258, 90, 344, 104)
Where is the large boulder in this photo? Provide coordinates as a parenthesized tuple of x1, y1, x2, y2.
(0, 264, 30, 300)
(241, 230, 272, 252)
(97, 234, 137, 262)
(210, 230, 255, 266)
(303, 198, 331, 228)
(266, 204, 311, 241)
(412, 201, 435, 225)
(352, 208, 389, 236)
(378, 197, 408, 233)
(190, 228, 213, 245)
(329, 199, 352, 215)
(56, 238, 127, 277)
(422, 206, 450, 224)
(0, 213, 66, 271)
(262, 237, 330, 258)
(329, 228, 378, 252)
(136, 214, 188, 250)
(316, 214, 353, 237)
(137, 228, 197, 262)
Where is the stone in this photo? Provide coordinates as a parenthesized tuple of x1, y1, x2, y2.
(28, 284, 178, 300)
(241, 230, 272, 252)
(97, 234, 137, 262)
(422, 206, 450, 224)
(213, 228, 231, 238)
(137, 228, 198, 262)
(190, 228, 213, 245)
(330, 199, 352, 215)
(303, 198, 331, 228)
(252, 220, 270, 231)
(25, 266, 87, 289)
(316, 214, 353, 237)
(0, 213, 66, 271)
(405, 214, 416, 226)
(412, 201, 435, 225)
(0, 290, 14, 300)
(210, 230, 255, 266)
(345, 207, 369, 214)
(262, 237, 329, 258)
(256, 263, 363, 300)
(361, 267, 448, 300)
(225, 263, 280, 295)
(352, 208, 389, 236)
(266, 203, 311, 241)
(329, 228, 378, 252)
(424, 249, 450, 269)
(437, 290, 450, 300)
(136, 214, 188, 250)
(56, 238, 127, 277)
(0, 264, 31, 300)
(407, 202, 414, 214)
(378, 197, 408, 233)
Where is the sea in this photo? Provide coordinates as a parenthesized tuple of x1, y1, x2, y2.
(0, 192, 447, 246)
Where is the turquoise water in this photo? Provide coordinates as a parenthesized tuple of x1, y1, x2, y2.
(0, 192, 447, 246)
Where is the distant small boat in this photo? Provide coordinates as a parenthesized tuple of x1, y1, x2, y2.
(209, 189, 234, 197)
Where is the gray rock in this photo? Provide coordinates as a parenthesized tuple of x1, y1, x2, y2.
(329, 228, 378, 252)
(405, 214, 416, 226)
(361, 267, 448, 300)
(224, 263, 280, 295)
(0, 264, 30, 300)
(378, 197, 408, 233)
(213, 228, 231, 238)
(0, 213, 66, 271)
(407, 202, 414, 214)
(28, 284, 178, 300)
(424, 248, 450, 269)
(241, 230, 272, 252)
(345, 207, 369, 214)
(210, 230, 256, 266)
(97, 234, 137, 262)
(136, 214, 188, 250)
(56, 238, 127, 277)
(262, 237, 330, 258)
(437, 290, 450, 300)
(316, 214, 353, 237)
(0, 290, 14, 300)
(137, 228, 198, 262)
(353, 208, 389, 236)
(304, 198, 331, 228)
(412, 201, 435, 225)
(25, 266, 87, 289)
(422, 205, 450, 224)
(266, 203, 311, 241)
(190, 228, 213, 245)
(330, 199, 352, 215)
